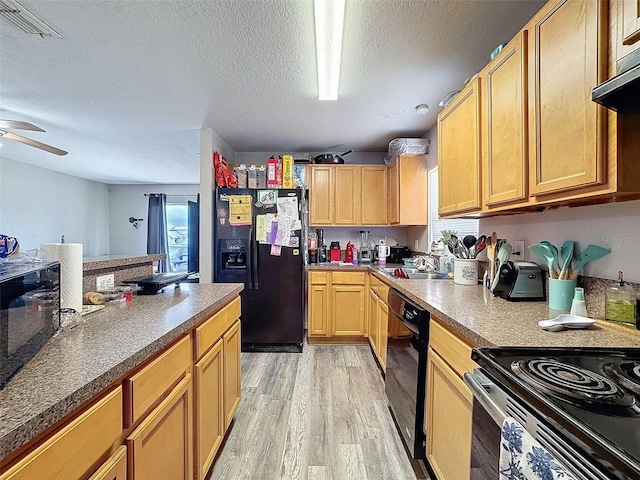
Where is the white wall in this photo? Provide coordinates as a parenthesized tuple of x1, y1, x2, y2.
(108, 184, 199, 255)
(235, 151, 386, 165)
(315, 227, 408, 251)
(480, 200, 640, 283)
(0, 156, 109, 256)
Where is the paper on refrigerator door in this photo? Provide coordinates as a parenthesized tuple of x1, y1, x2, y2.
(255, 215, 266, 243)
(229, 195, 252, 225)
(276, 196, 298, 219)
(274, 216, 294, 246)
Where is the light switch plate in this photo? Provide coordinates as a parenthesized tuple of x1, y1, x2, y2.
(96, 274, 115, 290)
(512, 240, 525, 261)
(414, 239, 419, 250)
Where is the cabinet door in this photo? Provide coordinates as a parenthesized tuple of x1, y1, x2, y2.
(361, 165, 388, 225)
(331, 285, 366, 336)
(223, 320, 241, 429)
(0, 388, 123, 480)
(388, 160, 400, 224)
(621, 0, 640, 46)
(528, 0, 606, 196)
(426, 350, 473, 480)
(483, 32, 529, 207)
(126, 375, 193, 480)
(194, 339, 224, 480)
(368, 288, 379, 353)
(438, 78, 482, 215)
(334, 166, 360, 225)
(309, 166, 334, 225)
(89, 446, 127, 480)
(308, 282, 329, 336)
(377, 298, 389, 370)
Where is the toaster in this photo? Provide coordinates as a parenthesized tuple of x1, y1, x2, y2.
(493, 261, 545, 301)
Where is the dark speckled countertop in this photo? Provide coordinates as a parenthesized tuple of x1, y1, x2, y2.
(309, 263, 640, 349)
(0, 283, 243, 461)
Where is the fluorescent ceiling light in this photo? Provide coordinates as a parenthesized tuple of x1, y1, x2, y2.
(0, 0, 60, 37)
(314, 0, 346, 101)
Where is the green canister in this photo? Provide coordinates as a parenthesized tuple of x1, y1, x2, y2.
(605, 271, 637, 326)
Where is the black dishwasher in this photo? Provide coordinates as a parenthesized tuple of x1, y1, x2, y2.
(385, 288, 430, 460)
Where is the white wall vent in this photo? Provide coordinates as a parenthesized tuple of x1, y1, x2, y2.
(0, 0, 60, 37)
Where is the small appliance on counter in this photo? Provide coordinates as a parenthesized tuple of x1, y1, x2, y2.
(359, 230, 373, 263)
(492, 261, 545, 301)
(124, 272, 191, 295)
(316, 229, 327, 264)
(387, 245, 412, 264)
(344, 242, 355, 263)
(329, 241, 341, 262)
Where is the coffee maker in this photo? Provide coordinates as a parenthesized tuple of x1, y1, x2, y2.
(316, 228, 327, 264)
(359, 230, 373, 263)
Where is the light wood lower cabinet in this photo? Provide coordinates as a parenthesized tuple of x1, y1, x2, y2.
(0, 387, 123, 480)
(126, 374, 193, 480)
(308, 271, 368, 340)
(194, 339, 224, 480)
(426, 319, 477, 480)
(368, 287, 380, 355)
(89, 446, 127, 480)
(223, 320, 241, 428)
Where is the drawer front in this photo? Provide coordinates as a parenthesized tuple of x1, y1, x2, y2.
(331, 271, 366, 285)
(309, 271, 328, 284)
(1, 387, 122, 480)
(194, 297, 241, 359)
(378, 282, 390, 303)
(369, 274, 380, 293)
(429, 319, 477, 378)
(124, 335, 191, 426)
(88, 445, 127, 480)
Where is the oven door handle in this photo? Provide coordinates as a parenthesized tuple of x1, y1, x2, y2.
(463, 371, 508, 426)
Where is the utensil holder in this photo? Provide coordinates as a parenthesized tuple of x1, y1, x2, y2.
(548, 278, 577, 312)
(454, 259, 478, 285)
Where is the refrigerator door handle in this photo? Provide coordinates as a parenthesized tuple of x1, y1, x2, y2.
(247, 226, 253, 289)
(253, 233, 259, 290)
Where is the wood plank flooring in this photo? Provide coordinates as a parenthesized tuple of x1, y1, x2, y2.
(207, 343, 430, 480)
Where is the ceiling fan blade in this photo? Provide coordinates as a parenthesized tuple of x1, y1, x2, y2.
(0, 120, 45, 132)
(0, 131, 67, 156)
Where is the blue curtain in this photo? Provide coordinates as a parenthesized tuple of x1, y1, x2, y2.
(147, 193, 171, 273)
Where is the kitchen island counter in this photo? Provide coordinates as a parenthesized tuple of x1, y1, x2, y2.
(0, 282, 243, 462)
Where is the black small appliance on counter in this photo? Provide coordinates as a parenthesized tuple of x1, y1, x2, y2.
(492, 261, 545, 301)
(387, 245, 412, 264)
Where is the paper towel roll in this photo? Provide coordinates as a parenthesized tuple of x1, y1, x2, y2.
(41, 243, 83, 313)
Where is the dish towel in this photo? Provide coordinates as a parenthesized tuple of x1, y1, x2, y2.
(499, 416, 576, 480)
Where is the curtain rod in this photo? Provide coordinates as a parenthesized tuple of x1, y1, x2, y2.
(144, 193, 197, 197)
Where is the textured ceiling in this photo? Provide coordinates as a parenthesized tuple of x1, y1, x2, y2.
(0, 0, 545, 184)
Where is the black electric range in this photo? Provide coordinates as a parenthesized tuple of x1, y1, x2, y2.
(472, 347, 640, 480)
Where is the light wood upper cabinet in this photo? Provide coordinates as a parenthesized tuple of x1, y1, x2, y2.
(126, 375, 193, 480)
(528, 0, 606, 196)
(482, 32, 529, 207)
(334, 166, 360, 225)
(438, 78, 482, 216)
(361, 165, 388, 225)
(621, 0, 640, 46)
(309, 166, 334, 225)
(387, 154, 428, 225)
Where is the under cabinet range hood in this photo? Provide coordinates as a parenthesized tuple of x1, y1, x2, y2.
(592, 48, 640, 113)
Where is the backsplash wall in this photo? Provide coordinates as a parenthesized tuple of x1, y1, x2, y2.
(480, 200, 640, 284)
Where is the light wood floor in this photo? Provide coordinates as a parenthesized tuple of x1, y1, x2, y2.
(207, 343, 430, 480)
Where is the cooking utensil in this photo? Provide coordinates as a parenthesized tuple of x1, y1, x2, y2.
(559, 240, 574, 279)
(538, 314, 595, 331)
(569, 245, 611, 280)
(540, 241, 560, 277)
(486, 235, 497, 285)
(472, 235, 486, 258)
(529, 243, 558, 279)
(447, 235, 459, 257)
(463, 235, 476, 250)
(313, 150, 352, 164)
(491, 242, 512, 291)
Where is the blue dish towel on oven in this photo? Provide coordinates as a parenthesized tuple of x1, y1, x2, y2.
(499, 416, 576, 480)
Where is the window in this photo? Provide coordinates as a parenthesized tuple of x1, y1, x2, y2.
(166, 203, 189, 272)
(427, 166, 479, 250)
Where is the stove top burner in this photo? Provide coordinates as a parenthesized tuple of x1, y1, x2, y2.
(605, 361, 640, 395)
(512, 358, 636, 408)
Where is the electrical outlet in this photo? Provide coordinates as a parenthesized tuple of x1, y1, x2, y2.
(414, 239, 419, 250)
(96, 274, 115, 290)
(512, 240, 525, 261)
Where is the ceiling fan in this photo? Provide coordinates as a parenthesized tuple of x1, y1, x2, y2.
(0, 119, 67, 156)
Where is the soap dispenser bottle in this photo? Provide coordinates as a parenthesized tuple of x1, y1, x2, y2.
(570, 287, 588, 317)
(605, 271, 637, 326)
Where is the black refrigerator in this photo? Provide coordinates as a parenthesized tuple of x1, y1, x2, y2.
(213, 188, 305, 352)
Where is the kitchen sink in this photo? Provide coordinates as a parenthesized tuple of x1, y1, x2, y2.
(379, 267, 448, 280)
